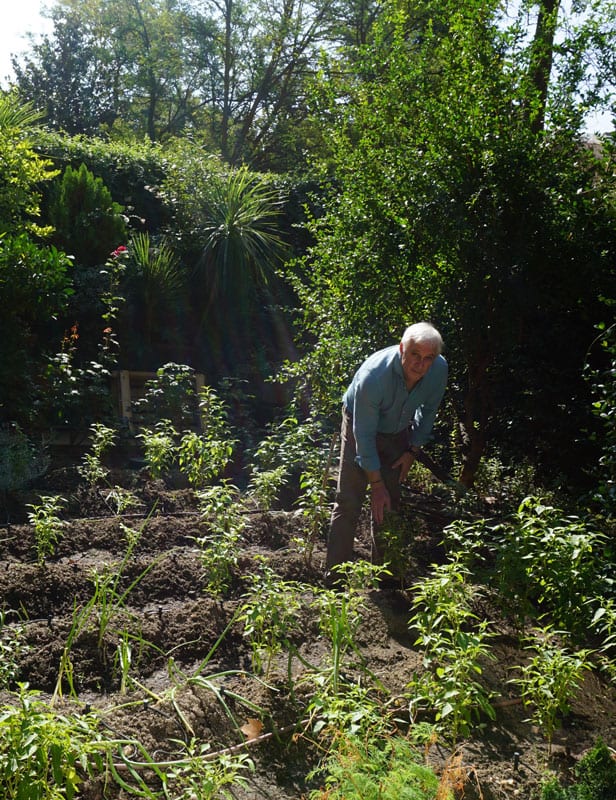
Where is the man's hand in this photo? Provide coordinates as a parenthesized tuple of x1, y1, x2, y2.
(370, 481, 391, 525)
(391, 450, 417, 483)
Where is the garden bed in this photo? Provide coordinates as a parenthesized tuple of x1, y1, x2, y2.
(0, 466, 615, 799)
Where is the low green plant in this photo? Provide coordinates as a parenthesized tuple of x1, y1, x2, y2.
(540, 738, 616, 799)
(137, 419, 178, 479)
(131, 363, 200, 430)
(194, 482, 245, 596)
(27, 494, 66, 565)
(104, 486, 142, 515)
(165, 739, 255, 799)
(53, 596, 96, 701)
(239, 559, 303, 677)
(309, 732, 448, 800)
(161, 386, 236, 488)
(296, 442, 335, 565)
(587, 597, 616, 681)
(378, 510, 421, 586)
(89, 519, 163, 657)
(115, 630, 133, 695)
(138, 389, 235, 488)
(312, 561, 386, 695)
(305, 682, 389, 743)
(54, 514, 165, 697)
(177, 428, 233, 488)
(0, 682, 105, 799)
(443, 497, 609, 635)
(471, 455, 550, 507)
(586, 318, 616, 516)
(77, 422, 117, 486)
(0, 610, 27, 689)
(511, 627, 592, 755)
(406, 558, 496, 743)
(247, 414, 335, 562)
(247, 464, 288, 510)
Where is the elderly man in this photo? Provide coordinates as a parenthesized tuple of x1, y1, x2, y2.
(326, 322, 447, 573)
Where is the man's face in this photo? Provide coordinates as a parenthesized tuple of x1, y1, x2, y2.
(399, 339, 437, 386)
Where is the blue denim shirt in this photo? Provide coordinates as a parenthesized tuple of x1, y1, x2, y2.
(343, 345, 448, 472)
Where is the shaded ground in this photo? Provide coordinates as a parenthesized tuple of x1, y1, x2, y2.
(1, 464, 615, 799)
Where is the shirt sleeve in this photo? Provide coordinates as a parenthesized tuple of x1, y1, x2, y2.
(350, 376, 383, 472)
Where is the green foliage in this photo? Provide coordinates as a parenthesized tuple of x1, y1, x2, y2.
(0, 425, 48, 495)
(47, 163, 126, 267)
(137, 384, 235, 488)
(0, 234, 74, 427)
(180, 385, 236, 487)
(132, 363, 200, 430)
(443, 497, 610, 635)
(195, 165, 287, 306)
(77, 423, 117, 486)
(306, 682, 389, 744)
(138, 419, 178, 480)
(312, 561, 386, 695)
(194, 483, 245, 596)
(123, 232, 186, 351)
(248, 413, 335, 560)
(588, 598, 616, 680)
(27, 495, 66, 565)
(163, 153, 291, 369)
(572, 738, 616, 799)
(239, 559, 303, 677)
(377, 510, 422, 586)
(38, 245, 127, 432)
(587, 318, 616, 515)
(310, 734, 445, 800)
(0, 683, 104, 799)
(0, 93, 57, 237)
(511, 627, 592, 755)
(291, 0, 616, 486)
(407, 558, 496, 742)
(166, 739, 255, 800)
(0, 611, 27, 690)
(34, 130, 168, 229)
(247, 464, 288, 510)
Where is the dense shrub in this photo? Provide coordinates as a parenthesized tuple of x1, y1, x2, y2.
(47, 163, 126, 267)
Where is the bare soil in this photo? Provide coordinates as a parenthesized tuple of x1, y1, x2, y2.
(1, 464, 615, 800)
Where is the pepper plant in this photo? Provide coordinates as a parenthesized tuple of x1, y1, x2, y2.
(510, 627, 592, 755)
(406, 557, 496, 743)
(27, 494, 66, 565)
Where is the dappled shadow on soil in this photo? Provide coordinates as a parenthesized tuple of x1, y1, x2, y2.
(1, 466, 615, 799)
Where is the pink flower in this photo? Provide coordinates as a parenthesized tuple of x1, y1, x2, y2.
(111, 245, 128, 258)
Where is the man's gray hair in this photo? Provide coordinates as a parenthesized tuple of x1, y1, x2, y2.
(401, 322, 443, 355)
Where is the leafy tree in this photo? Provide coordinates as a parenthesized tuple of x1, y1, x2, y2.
(11, 14, 121, 136)
(10, 0, 386, 168)
(13, 0, 201, 141)
(0, 93, 73, 427)
(0, 93, 57, 237)
(286, 0, 616, 486)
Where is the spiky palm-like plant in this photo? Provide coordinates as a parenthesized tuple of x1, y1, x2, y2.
(196, 166, 287, 311)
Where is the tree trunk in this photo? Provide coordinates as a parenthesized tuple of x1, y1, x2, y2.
(457, 350, 492, 488)
(526, 0, 561, 134)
